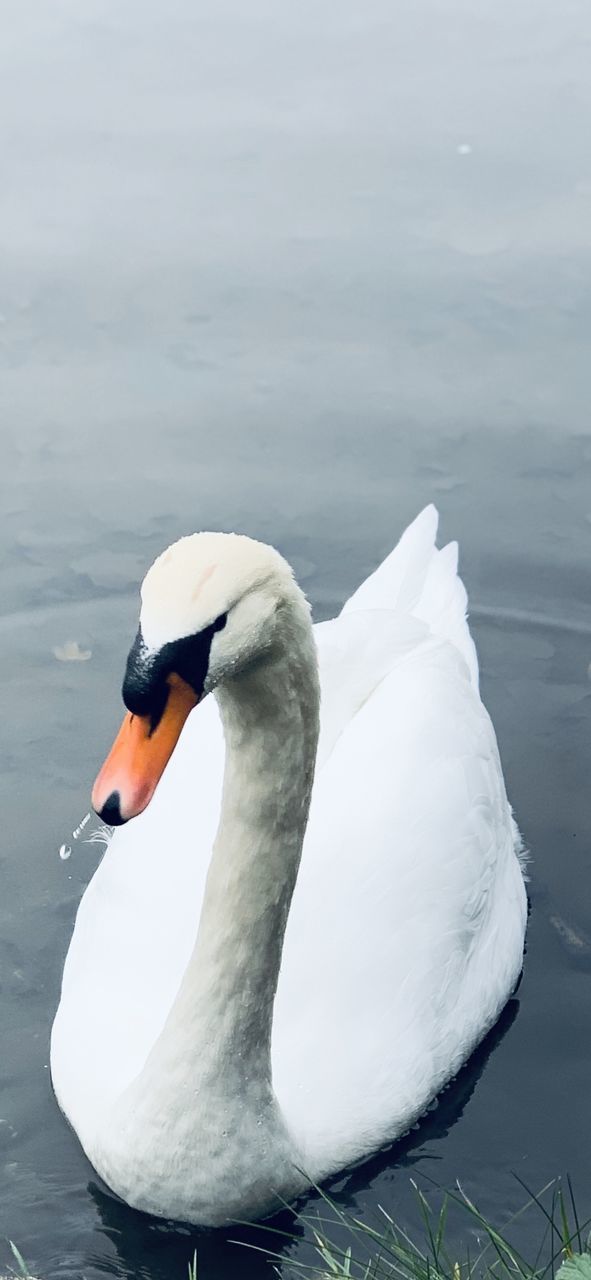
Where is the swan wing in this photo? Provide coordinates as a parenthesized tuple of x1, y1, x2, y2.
(271, 509, 525, 1173)
(51, 692, 225, 1121)
(273, 627, 526, 1175)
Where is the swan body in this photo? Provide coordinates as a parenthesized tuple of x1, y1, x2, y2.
(51, 507, 527, 1225)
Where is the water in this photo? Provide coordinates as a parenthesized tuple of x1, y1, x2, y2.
(1, 1, 590, 1276)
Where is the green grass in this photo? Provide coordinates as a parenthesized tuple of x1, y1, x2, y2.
(228, 1178, 591, 1280)
(0, 1240, 39, 1279)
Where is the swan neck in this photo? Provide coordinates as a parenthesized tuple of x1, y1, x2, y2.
(158, 597, 319, 1082)
(202, 625, 319, 1061)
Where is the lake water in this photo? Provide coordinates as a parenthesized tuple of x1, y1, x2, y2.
(1, 2, 590, 1276)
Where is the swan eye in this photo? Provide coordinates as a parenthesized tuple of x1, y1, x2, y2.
(122, 614, 227, 728)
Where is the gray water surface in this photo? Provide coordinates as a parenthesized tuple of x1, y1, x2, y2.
(1, 2, 590, 1276)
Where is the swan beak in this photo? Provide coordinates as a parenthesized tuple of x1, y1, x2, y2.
(92, 673, 199, 825)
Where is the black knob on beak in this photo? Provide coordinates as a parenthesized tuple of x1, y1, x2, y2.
(97, 791, 126, 827)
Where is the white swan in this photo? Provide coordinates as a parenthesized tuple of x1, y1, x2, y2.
(51, 506, 527, 1226)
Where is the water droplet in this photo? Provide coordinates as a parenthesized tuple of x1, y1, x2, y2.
(72, 812, 91, 840)
(59, 844, 71, 861)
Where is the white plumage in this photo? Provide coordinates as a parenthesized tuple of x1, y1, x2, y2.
(51, 506, 527, 1225)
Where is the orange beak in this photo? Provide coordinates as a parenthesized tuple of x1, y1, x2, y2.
(92, 673, 199, 825)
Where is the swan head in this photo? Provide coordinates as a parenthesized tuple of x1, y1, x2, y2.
(92, 532, 305, 826)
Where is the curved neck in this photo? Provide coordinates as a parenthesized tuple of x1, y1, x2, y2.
(103, 596, 320, 1221)
(194, 616, 320, 1069)
(143, 597, 319, 1093)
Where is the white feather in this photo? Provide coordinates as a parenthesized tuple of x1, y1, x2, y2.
(51, 507, 526, 1224)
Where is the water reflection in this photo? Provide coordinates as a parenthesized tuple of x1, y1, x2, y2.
(89, 1182, 301, 1280)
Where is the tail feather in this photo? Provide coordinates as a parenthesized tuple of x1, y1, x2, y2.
(342, 505, 479, 689)
(414, 541, 479, 689)
(342, 505, 439, 617)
